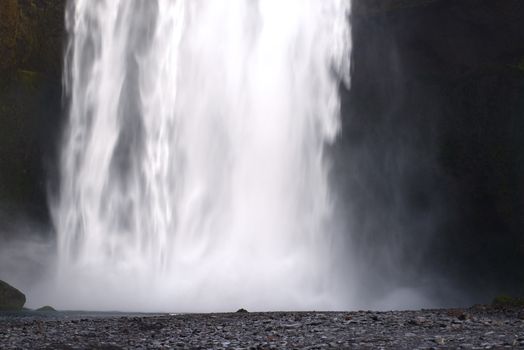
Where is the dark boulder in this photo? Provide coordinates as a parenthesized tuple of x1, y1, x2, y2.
(0, 280, 26, 310)
(36, 305, 56, 312)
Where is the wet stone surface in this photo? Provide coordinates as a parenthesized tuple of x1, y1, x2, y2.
(0, 306, 523, 349)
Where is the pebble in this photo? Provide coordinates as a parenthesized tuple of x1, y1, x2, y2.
(0, 307, 523, 349)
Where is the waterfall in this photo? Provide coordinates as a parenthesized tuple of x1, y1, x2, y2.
(54, 0, 352, 312)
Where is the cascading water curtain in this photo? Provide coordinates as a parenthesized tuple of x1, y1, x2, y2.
(53, 0, 352, 312)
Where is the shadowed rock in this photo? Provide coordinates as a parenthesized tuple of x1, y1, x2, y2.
(36, 305, 57, 312)
(0, 280, 26, 310)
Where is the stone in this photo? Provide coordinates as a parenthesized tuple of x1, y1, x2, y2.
(0, 280, 26, 310)
(458, 313, 470, 321)
(434, 336, 446, 345)
(36, 305, 57, 312)
(0, 308, 523, 349)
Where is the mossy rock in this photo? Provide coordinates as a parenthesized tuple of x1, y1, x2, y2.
(36, 305, 56, 312)
(0, 280, 26, 311)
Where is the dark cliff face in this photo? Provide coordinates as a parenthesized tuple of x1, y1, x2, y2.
(334, 0, 524, 303)
(0, 0, 65, 75)
(0, 0, 65, 226)
(1, 0, 524, 303)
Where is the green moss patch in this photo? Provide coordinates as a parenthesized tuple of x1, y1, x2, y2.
(492, 295, 524, 308)
(517, 59, 524, 72)
(16, 69, 43, 90)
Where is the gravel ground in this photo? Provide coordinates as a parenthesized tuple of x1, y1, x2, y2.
(1, 306, 524, 349)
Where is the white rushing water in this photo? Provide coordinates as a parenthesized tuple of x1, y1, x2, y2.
(53, 0, 352, 312)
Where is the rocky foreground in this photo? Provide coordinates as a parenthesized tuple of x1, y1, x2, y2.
(0, 306, 523, 349)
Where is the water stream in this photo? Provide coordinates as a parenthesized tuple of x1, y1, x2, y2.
(53, 0, 352, 312)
